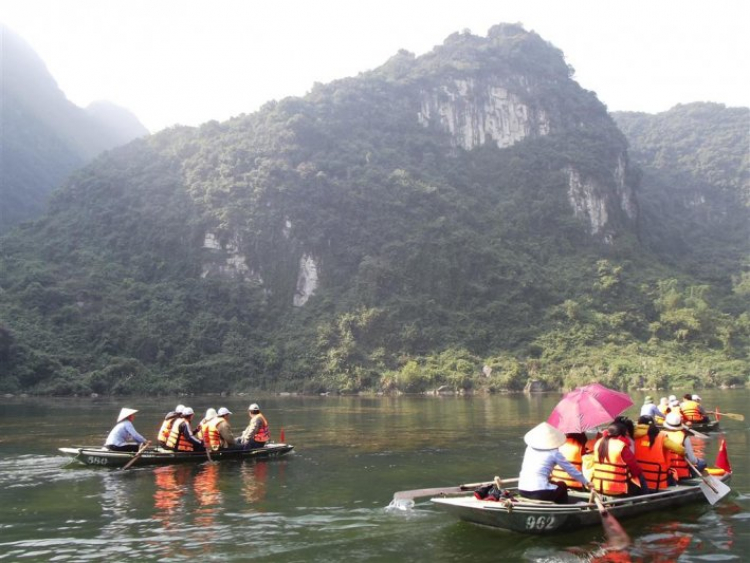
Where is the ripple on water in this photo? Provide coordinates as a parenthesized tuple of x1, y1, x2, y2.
(0, 455, 98, 489)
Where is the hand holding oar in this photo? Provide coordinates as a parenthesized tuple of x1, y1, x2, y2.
(121, 440, 151, 471)
(590, 489, 631, 550)
(686, 460, 731, 505)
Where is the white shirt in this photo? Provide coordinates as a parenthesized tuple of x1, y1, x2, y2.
(518, 446, 589, 491)
(104, 420, 146, 447)
(640, 403, 663, 419)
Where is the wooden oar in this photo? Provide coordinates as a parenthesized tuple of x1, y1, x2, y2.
(683, 426, 710, 439)
(706, 411, 744, 421)
(121, 440, 151, 471)
(590, 490, 631, 550)
(686, 460, 731, 505)
(392, 478, 519, 501)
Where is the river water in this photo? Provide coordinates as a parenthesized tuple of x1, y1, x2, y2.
(1, 390, 748, 562)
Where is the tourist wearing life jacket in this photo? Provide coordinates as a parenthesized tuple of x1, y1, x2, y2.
(634, 415, 685, 490)
(239, 403, 270, 449)
(592, 423, 649, 496)
(657, 397, 669, 416)
(157, 404, 184, 448)
(551, 433, 589, 490)
(195, 408, 218, 443)
(164, 407, 204, 452)
(666, 397, 683, 421)
(105, 408, 147, 452)
(518, 422, 590, 504)
(662, 412, 706, 480)
(204, 407, 236, 451)
(680, 394, 708, 423)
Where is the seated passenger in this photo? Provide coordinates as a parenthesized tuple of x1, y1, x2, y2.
(238, 403, 270, 449)
(634, 415, 684, 490)
(662, 412, 706, 480)
(551, 432, 589, 490)
(105, 408, 147, 452)
(518, 422, 590, 504)
(680, 394, 709, 424)
(592, 423, 650, 496)
(204, 407, 236, 451)
(164, 407, 204, 452)
(157, 404, 184, 448)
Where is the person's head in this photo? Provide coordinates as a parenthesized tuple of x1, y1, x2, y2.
(659, 397, 668, 406)
(175, 404, 185, 414)
(668, 395, 677, 402)
(637, 415, 654, 426)
(248, 403, 261, 415)
(182, 407, 195, 419)
(663, 412, 683, 430)
(117, 408, 138, 423)
(523, 422, 566, 451)
(692, 394, 702, 402)
(643, 396, 654, 404)
(566, 432, 587, 446)
(598, 423, 625, 461)
(683, 393, 692, 401)
(669, 399, 680, 408)
(217, 407, 232, 418)
(204, 408, 218, 420)
(614, 415, 634, 438)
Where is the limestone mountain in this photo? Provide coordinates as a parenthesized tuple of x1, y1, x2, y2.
(0, 25, 149, 232)
(0, 25, 747, 395)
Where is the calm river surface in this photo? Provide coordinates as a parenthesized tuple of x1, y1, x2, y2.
(1, 390, 748, 562)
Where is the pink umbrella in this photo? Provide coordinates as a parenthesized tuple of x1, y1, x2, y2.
(547, 383, 633, 433)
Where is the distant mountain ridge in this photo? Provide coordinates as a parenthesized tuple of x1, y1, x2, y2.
(0, 25, 149, 232)
(0, 24, 747, 395)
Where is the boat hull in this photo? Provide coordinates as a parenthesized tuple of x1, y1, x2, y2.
(431, 474, 731, 535)
(59, 443, 294, 467)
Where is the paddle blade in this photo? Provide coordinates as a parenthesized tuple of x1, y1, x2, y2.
(599, 509, 631, 550)
(715, 439, 732, 473)
(699, 476, 731, 505)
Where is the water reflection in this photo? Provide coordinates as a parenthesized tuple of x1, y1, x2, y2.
(152, 465, 193, 531)
(240, 460, 269, 505)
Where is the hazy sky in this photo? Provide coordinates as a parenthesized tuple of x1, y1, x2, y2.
(3, 0, 749, 133)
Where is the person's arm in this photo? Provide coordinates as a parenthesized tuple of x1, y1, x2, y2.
(553, 451, 589, 486)
(181, 422, 204, 448)
(682, 437, 698, 464)
(219, 421, 235, 447)
(125, 421, 147, 444)
(245, 417, 260, 441)
(660, 433, 685, 456)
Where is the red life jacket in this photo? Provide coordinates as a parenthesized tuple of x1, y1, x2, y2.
(203, 417, 225, 451)
(592, 438, 630, 496)
(165, 418, 195, 451)
(251, 413, 269, 443)
(635, 432, 670, 490)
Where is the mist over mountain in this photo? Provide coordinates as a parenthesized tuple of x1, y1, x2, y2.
(0, 25, 747, 395)
(0, 25, 148, 232)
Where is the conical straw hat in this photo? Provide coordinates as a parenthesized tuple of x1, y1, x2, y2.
(524, 422, 566, 450)
(117, 408, 138, 422)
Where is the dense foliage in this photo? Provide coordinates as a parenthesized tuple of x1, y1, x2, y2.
(1, 27, 748, 395)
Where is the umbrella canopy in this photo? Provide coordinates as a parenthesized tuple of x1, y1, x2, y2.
(547, 383, 633, 433)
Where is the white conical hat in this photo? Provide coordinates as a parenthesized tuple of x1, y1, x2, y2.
(524, 422, 566, 450)
(117, 408, 138, 422)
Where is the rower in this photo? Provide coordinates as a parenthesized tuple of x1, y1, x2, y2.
(639, 396, 663, 422)
(105, 408, 147, 452)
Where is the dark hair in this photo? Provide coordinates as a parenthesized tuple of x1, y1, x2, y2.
(614, 415, 634, 438)
(566, 432, 587, 447)
(683, 393, 692, 401)
(637, 415, 660, 447)
(598, 423, 624, 462)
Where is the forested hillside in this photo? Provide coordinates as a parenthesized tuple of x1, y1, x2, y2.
(0, 25, 149, 232)
(1, 25, 747, 396)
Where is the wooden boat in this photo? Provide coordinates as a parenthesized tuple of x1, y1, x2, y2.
(684, 419, 721, 433)
(59, 443, 294, 468)
(430, 473, 731, 535)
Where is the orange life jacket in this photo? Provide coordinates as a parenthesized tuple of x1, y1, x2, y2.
(664, 429, 690, 479)
(158, 416, 177, 447)
(203, 417, 225, 451)
(592, 438, 630, 496)
(165, 417, 195, 451)
(680, 400, 703, 422)
(634, 432, 670, 490)
(551, 438, 586, 489)
(251, 413, 269, 443)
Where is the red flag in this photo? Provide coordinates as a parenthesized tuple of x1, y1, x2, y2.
(280, 427, 285, 443)
(714, 407, 721, 421)
(715, 438, 732, 473)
